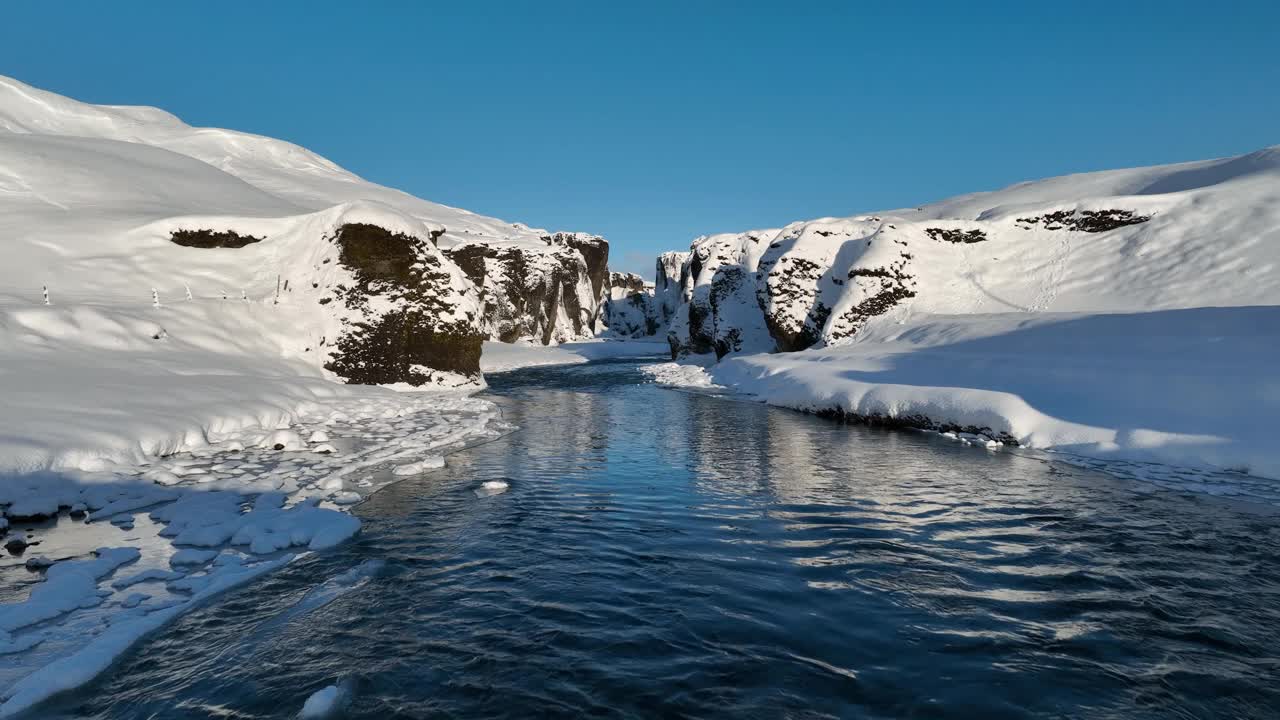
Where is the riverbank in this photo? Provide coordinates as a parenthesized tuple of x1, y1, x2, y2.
(0, 383, 505, 717)
(647, 306, 1280, 484)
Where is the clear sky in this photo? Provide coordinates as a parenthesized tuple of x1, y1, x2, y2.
(2, 1, 1277, 276)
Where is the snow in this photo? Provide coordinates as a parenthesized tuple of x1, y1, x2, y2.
(640, 360, 725, 390)
(475, 479, 510, 497)
(1, 551, 292, 717)
(0, 548, 140, 636)
(698, 308, 1279, 480)
(0, 64, 1274, 717)
(0, 393, 509, 717)
(655, 145, 1280, 485)
(392, 456, 445, 475)
(299, 683, 348, 719)
(0, 75, 562, 255)
(0, 75, 551, 715)
(480, 339, 666, 373)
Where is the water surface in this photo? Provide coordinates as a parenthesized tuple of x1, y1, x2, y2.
(58, 360, 1280, 718)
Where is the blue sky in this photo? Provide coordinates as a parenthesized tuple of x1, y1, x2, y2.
(2, 1, 1277, 276)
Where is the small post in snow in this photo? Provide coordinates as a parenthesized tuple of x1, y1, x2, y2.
(221, 290, 227, 301)
(241, 289, 248, 303)
(152, 288, 160, 308)
(274, 275, 281, 305)
(42, 285, 50, 306)
(184, 283, 193, 301)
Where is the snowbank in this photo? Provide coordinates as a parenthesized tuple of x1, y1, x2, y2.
(701, 308, 1280, 481)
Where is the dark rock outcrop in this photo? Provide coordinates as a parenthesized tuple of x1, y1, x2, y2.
(321, 223, 483, 386)
(925, 227, 987, 244)
(758, 247, 831, 352)
(1015, 209, 1151, 233)
(170, 229, 264, 248)
(813, 407, 1019, 446)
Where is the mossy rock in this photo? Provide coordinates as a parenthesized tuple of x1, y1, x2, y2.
(323, 223, 482, 386)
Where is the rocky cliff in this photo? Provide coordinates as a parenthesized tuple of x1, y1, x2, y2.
(601, 271, 657, 338)
(661, 146, 1280, 361)
(442, 232, 609, 345)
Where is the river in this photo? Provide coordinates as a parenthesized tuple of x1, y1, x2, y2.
(50, 359, 1280, 718)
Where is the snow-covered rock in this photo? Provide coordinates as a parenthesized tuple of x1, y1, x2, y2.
(663, 147, 1280, 357)
(602, 271, 659, 338)
(443, 231, 610, 344)
(0, 75, 611, 390)
(653, 251, 690, 331)
(655, 146, 1280, 479)
(665, 230, 776, 358)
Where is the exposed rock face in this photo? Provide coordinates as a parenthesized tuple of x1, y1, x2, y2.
(602, 271, 658, 338)
(924, 227, 987, 244)
(321, 223, 484, 386)
(661, 202, 1163, 362)
(170, 229, 264, 248)
(664, 219, 927, 359)
(550, 232, 609, 303)
(1014, 209, 1150, 232)
(666, 231, 774, 359)
(160, 219, 615, 386)
(441, 232, 609, 345)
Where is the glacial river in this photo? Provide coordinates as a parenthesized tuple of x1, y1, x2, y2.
(52, 360, 1280, 718)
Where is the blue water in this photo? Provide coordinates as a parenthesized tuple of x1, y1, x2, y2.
(56, 360, 1280, 718)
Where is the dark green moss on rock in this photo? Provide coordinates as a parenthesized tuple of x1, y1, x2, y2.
(323, 223, 482, 386)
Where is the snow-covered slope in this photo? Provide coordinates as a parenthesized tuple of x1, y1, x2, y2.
(0, 77, 554, 712)
(0, 75, 557, 248)
(665, 146, 1280, 358)
(0, 74, 608, 392)
(657, 147, 1280, 480)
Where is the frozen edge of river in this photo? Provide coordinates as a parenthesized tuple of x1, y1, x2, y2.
(0, 392, 510, 718)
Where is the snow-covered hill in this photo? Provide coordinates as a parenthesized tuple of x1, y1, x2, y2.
(655, 147, 1280, 480)
(0, 75, 609, 391)
(663, 146, 1280, 358)
(0, 76, 592, 712)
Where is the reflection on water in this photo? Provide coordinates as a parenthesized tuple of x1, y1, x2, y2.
(58, 360, 1280, 719)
